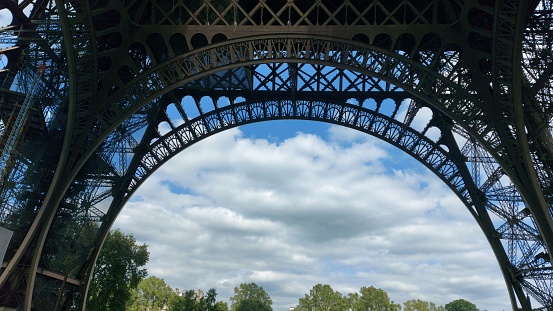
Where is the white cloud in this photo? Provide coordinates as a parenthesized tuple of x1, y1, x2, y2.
(115, 125, 510, 311)
(0, 9, 12, 27)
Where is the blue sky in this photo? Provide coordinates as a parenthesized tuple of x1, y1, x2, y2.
(115, 121, 511, 310)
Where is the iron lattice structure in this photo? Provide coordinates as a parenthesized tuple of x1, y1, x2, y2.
(0, 0, 553, 309)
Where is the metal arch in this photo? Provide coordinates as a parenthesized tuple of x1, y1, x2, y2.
(1, 0, 552, 309)
(125, 100, 471, 202)
(66, 34, 553, 267)
(41, 33, 553, 309)
(132, 34, 553, 252)
(76, 35, 491, 181)
(80, 95, 542, 310)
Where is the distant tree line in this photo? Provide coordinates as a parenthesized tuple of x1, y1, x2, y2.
(86, 229, 480, 311)
(295, 284, 479, 311)
(127, 276, 229, 311)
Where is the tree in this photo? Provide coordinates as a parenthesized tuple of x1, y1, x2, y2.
(168, 295, 187, 311)
(295, 284, 348, 311)
(214, 301, 229, 311)
(206, 288, 221, 311)
(403, 299, 444, 311)
(229, 283, 273, 311)
(169, 289, 197, 311)
(170, 288, 223, 311)
(128, 276, 174, 311)
(348, 286, 401, 311)
(87, 229, 149, 311)
(235, 298, 273, 311)
(445, 299, 478, 311)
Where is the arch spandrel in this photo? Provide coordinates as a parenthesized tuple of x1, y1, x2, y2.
(93, 36, 493, 159)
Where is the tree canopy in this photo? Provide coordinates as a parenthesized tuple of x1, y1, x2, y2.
(169, 287, 226, 311)
(235, 298, 273, 311)
(128, 276, 173, 311)
(403, 299, 444, 311)
(293, 284, 479, 311)
(230, 283, 273, 311)
(214, 301, 229, 311)
(295, 284, 348, 311)
(445, 299, 479, 311)
(349, 286, 401, 311)
(87, 229, 149, 311)
(169, 289, 197, 311)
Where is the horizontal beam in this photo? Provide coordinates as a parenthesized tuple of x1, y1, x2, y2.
(1, 262, 81, 286)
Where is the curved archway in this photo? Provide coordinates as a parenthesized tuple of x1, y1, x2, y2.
(69, 37, 542, 255)
(84, 35, 490, 171)
(59, 36, 551, 308)
(116, 123, 509, 309)
(123, 99, 469, 200)
(7, 34, 550, 311)
(77, 94, 547, 309)
(2, 1, 552, 310)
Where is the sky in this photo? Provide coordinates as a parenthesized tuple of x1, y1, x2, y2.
(113, 121, 511, 311)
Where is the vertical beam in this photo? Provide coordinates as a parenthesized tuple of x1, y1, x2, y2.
(0, 227, 12, 264)
(0, 1, 79, 309)
(510, 0, 553, 266)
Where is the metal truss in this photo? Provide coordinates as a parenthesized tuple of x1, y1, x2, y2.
(124, 0, 462, 27)
(0, 0, 553, 310)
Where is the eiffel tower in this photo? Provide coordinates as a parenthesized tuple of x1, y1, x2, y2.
(0, 0, 552, 310)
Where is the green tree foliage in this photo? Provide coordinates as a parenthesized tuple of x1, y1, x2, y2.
(87, 229, 149, 311)
(348, 286, 401, 311)
(169, 289, 196, 311)
(203, 288, 218, 311)
(214, 301, 229, 311)
(294, 284, 480, 311)
(229, 283, 273, 311)
(445, 299, 478, 311)
(168, 295, 186, 311)
(295, 284, 348, 311)
(403, 299, 444, 311)
(235, 298, 273, 311)
(128, 276, 174, 311)
(169, 288, 222, 311)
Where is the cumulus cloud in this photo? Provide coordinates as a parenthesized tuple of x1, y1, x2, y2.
(114, 125, 510, 311)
